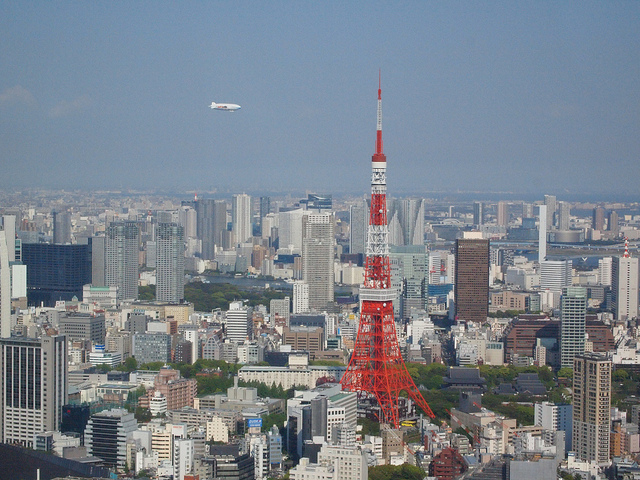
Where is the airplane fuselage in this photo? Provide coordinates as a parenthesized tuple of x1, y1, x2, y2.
(210, 102, 241, 111)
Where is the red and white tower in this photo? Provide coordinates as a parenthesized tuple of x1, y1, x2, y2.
(340, 74, 435, 426)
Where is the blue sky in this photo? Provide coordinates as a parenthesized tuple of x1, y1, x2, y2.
(1, 2, 638, 197)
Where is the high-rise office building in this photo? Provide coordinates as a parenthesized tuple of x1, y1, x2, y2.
(540, 259, 572, 294)
(278, 208, 305, 252)
(302, 213, 334, 311)
(178, 205, 198, 240)
(454, 237, 489, 323)
(106, 221, 139, 301)
(390, 245, 428, 320)
(84, 408, 137, 468)
(497, 201, 508, 227)
(612, 254, 639, 321)
(560, 287, 587, 369)
(1, 215, 16, 263)
(0, 230, 10, 338)
(213, 200, 228, 249)
(91, 235, 106, 287)
(226, 301, 253, 344)
(259, 196, 271, 236)
(608, 211, 620, 237)
(196, 199, 216, 260)
(132, 332, 171, 364)
(544, 195, 557, 229)
(270, 297, 290, 325)
(598, 257, 612, 287)
(349, 200, 368, 256)
(232, 194, 252, 246)
(573, 353, 611, 464)
(473, 202, 484, 226)
(156, 223, 185, 303)
(52, 210, 72, 244)
(59, 312, 106, 344)
(0, 335, 67, 447)
(592, 207, 605, 231)
(196, 199, 228, 258)
(22, 243, 92, 306)
(388, 198, 424, 246)
(558, 201, 571, 231)
(146, 240, 157, 268)
(538, 205, 547, 263)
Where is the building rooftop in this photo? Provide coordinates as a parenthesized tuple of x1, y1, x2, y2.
(443, 367, 487, 390)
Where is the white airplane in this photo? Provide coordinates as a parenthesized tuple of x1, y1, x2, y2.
(210, 102, 241, 112)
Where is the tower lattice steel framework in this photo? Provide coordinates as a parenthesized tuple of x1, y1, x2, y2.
(340, 74, 435, 426)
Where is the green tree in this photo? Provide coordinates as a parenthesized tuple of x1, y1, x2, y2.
(557, 367, 573, 379)
(116, 356, 138, 372)
(261, 412, 286, 432)
(369, 464, 425, 480)
(139, 285, 156, 301)
(358, 417, 380, 436)
(613, 369, 629, 382)
(134, 406, 152, 423)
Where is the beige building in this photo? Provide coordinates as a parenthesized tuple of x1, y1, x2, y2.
(151, 368, 197, 411)
(206, 416, 229, 443)
(573, 353, 611, 465)
(124, 301, 194, 325)
(238, 361, 345, 390)
(489, 291, 529, 313)
(282, 326, 323, 355)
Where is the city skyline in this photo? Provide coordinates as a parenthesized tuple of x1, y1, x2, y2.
(1, 3, 639, 195)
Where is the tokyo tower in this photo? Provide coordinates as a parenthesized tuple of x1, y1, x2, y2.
(340, 74, 435, 426)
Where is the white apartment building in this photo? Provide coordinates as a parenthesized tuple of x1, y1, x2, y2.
(173, 438, 194, 480)
(239, 363, 346, 390)
(317, 445, 368, 480)
(293, 281, 310, 314)
(206, 416, 229, 443)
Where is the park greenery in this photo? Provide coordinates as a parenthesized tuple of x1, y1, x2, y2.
(368, 464, 425, 480)
(406, 363, 565, 425)
(358, 417, 381, 436)
(140, 281, 288, 312)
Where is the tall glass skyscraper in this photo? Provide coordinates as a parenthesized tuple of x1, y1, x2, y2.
(22, 243, 92, 306)
(390, 245, 428, 320)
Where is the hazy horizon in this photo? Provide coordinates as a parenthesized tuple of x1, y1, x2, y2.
(1, 2, 639, 195)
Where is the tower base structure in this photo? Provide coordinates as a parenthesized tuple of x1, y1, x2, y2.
(341, 295, 435, 426)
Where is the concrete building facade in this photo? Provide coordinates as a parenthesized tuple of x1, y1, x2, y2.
(573, 353, 611, 465)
